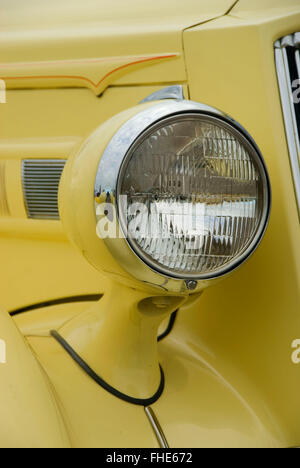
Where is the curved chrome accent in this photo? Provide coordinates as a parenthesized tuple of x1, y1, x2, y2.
(144, 406, 169, 448)
(139, 85, 184, 104)
(95, 100, 271, 289)
(275, 33, 300, 218)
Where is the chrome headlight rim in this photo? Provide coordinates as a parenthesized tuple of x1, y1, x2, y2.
(95, 100, 271, 286)
(117, 112, 271, 281)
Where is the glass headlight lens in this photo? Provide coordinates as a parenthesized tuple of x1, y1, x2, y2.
(117, 113, 270, 279)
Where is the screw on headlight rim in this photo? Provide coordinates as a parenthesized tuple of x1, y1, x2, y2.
(185, 280, 197, 291)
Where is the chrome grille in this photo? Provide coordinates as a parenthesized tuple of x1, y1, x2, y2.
(22, 159, 66, 220)
(275, 33, 300, 217)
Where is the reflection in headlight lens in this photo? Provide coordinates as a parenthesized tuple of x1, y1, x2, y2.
(117, 114, 269, 279)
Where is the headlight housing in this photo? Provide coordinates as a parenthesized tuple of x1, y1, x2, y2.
(95, 100, 271, 286)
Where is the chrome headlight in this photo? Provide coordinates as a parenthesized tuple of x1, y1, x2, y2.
(95, 100, 271, 285)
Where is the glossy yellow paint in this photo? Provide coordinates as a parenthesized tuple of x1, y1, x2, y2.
(59, 102, 160, 293)
(59, 113, 201, 397)
(0, 0, 235, 94)
(58, 286, 184, 399)
(0, 86, 188, 311)
(0, 54, 181, 96)
(13, 296, 286, 448)
(0, 0, 299, 449)
(59, 100, 212, 294)
(0, 85, 189, 140)
(0, 307, 70, 447)
(26, 335, 161, 448)
(180, 1, 300, 447)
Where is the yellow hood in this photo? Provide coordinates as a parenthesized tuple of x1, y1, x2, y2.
(0, 0, 236, 94)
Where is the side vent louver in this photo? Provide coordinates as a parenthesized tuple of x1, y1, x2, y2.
(22, 159, 66, 220)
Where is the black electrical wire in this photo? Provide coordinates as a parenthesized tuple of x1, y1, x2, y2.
(157, 310, 178, 342)
(10, 295, 102, 316)
(33, 306, 177, 405)
(51, 330, 165, 407)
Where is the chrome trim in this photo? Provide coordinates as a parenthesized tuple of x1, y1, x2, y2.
(281, 35, 295, 48)
(22, 159, 66, 220)
(275, 33, 300, 217)
(295, 32, 300, 48)
(185, 280, 198, 291)
(140, 85, 184, 103)
(275, 33, 300, 49)
(118, 113, 270, 280)
(95, 100, 271, 287)
(144, 406, 169, 448)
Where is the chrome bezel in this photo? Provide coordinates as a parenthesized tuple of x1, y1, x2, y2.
(95, 100, 271, 291)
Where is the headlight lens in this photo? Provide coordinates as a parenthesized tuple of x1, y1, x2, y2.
(117, 113, 269, 279)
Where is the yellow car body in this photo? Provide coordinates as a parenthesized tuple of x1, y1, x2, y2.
(0, 0, 299, 448)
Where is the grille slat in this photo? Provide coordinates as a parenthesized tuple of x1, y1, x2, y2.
(275, 33, 300, 217)
(25, 196, 59, 200)
(22, 159, 66, 220)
